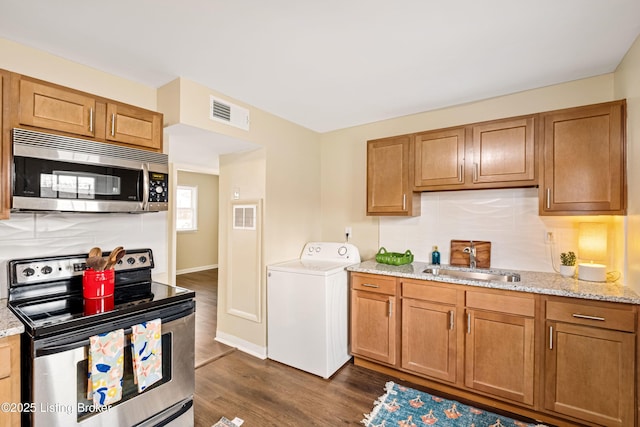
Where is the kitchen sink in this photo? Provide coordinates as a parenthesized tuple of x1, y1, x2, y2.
(423, 267, 521, 282)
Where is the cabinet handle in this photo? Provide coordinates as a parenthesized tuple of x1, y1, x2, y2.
(572, 313, 605, 322)
(466, 312, 471, 334)
(549, 325, 553, 350)
(458, 165, 463, 182)
(473, 163, 478, 182)
(449, 310, 454, 330)
(546, 188, 551, 209)
(388, 299, 393, 317)
(111, 113, 116, 136)
(361, 283, 379, 289)
(89, 108, 94, 133)
(402, 194, 406, 211)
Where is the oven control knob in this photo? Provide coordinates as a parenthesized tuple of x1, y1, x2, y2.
(23, 267, 35, 277)
(41, 266, 53, 274)
(127, 257, 136, 265)
(139, 256, 147, 264)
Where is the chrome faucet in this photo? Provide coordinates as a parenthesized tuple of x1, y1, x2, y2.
(463, 240, 477, 269)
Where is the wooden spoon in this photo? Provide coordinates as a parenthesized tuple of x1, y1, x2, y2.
(89, 247, 102, 258)
(104, 246, 125, 270)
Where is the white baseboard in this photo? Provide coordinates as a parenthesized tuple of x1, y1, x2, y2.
(176, 264, 218, 275)
(215, 330, 267, 359)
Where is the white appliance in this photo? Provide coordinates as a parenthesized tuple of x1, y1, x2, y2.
(267, 242, 361, 378)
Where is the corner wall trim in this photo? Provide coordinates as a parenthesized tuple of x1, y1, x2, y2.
(215, 330, 267, 359)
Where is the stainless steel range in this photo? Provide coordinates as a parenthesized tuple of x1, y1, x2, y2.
(7, 248, 196, 427)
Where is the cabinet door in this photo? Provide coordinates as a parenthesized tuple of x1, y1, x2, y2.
(402, 298, 457, 382)
(465, 310, 535, 405)
(540, 101, 625, 215)
(18, 78, 96, 137)
(0, 335, 20, 427)
(471, 116, 536, 185)
(544, 322, 634, 426)
(106, 103, 163, 151)
(351, 290, 397, 365)
(414, 127, 465, 188)
(367, 136, 418, 216)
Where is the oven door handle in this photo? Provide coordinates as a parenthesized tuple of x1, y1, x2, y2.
(37, 326, 134, 357)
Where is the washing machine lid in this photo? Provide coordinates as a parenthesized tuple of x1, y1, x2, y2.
(268, 259, 356, 276)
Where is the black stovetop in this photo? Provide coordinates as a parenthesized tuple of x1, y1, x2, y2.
(10, 280, 194, 338)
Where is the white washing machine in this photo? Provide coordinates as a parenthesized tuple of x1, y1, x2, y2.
(267, 242, 361, 378)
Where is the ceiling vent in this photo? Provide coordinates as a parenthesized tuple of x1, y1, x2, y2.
(209, 96, 250, 131)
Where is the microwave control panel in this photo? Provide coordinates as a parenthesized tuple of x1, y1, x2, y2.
(148, 172, 169, 210)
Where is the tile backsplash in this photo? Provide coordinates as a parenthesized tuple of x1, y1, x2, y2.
(380, 188, 624, 276)
(0, 211, 167, 299)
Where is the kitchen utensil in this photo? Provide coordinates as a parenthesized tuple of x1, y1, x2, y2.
(89, 247, 102, 258)
(104, 246, 125, 270)
(86, 256, 106, 271)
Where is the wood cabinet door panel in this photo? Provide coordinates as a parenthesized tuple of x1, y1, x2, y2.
(19, 79, 95, 137)
(472, 117, 535, 184)
(465, 310, 534, 405)
(414, 128, 465, 188)
(541, 101, 625, 214)
(106, 103, 162, 150)
(367, 135, 416, 215)
(544, 322, 634, 426)
(402, 298, 456, 382)
(351, 290, 396, 364)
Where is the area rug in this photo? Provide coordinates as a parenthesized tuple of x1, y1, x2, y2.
(363, 382, 546, 427)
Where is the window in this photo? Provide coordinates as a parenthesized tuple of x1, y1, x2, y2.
(176, 185, 198, 231)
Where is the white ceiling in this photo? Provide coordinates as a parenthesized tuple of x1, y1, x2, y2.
(1, 1, 639, 133)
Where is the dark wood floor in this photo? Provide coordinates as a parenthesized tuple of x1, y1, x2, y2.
(175, 269, 234, 368)
(193, 351, 392, 426)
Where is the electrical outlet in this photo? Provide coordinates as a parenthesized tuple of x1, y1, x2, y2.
(545, 231, 554, 244)
(345, 226, 352, 237)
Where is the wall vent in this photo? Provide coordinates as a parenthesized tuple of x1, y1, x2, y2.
(209, 96, 250, 131)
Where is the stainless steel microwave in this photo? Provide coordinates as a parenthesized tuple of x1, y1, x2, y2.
(11, 128, 169, 213)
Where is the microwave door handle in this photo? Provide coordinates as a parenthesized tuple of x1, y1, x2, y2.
(142, 163, 150, 209)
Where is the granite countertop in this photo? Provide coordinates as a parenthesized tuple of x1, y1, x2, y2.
(0, 299, 25, 338)
(348, 260, 640, 305)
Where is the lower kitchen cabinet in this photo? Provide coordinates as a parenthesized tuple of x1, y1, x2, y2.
(350, 273, 398, 365)
(544, 297, 636, 426)
(464, 290, 536, 406)
(401, 280, 460, 383)
(350, 271, 640, 426)
(0, 334, 21, 427)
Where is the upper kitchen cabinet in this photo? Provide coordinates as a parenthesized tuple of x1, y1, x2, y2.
(540, 100, 626, 215)
(367, 135, 420, 216)
(414, 127, 466, 189)
(413, 116, 536, 191)
(17, 77, 98, 138)
(9, 73, 163, 152)
(470, 116, 536, 186)
(0, 70, 9, 220)
(106, 103, 162, 151)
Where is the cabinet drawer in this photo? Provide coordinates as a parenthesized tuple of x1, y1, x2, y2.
(402, 280, 457, 305)
(546, 299, 636, 332)
(351, 273, 396, 295)
(466, 290, 535, 317)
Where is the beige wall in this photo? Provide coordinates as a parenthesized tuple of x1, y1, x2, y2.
(0, 38, 156, 110)
(176, 171, 219, 273)
(615, 34, 640, 292)
(158, 78, 323, 355)
(320, 75, 616, 261)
